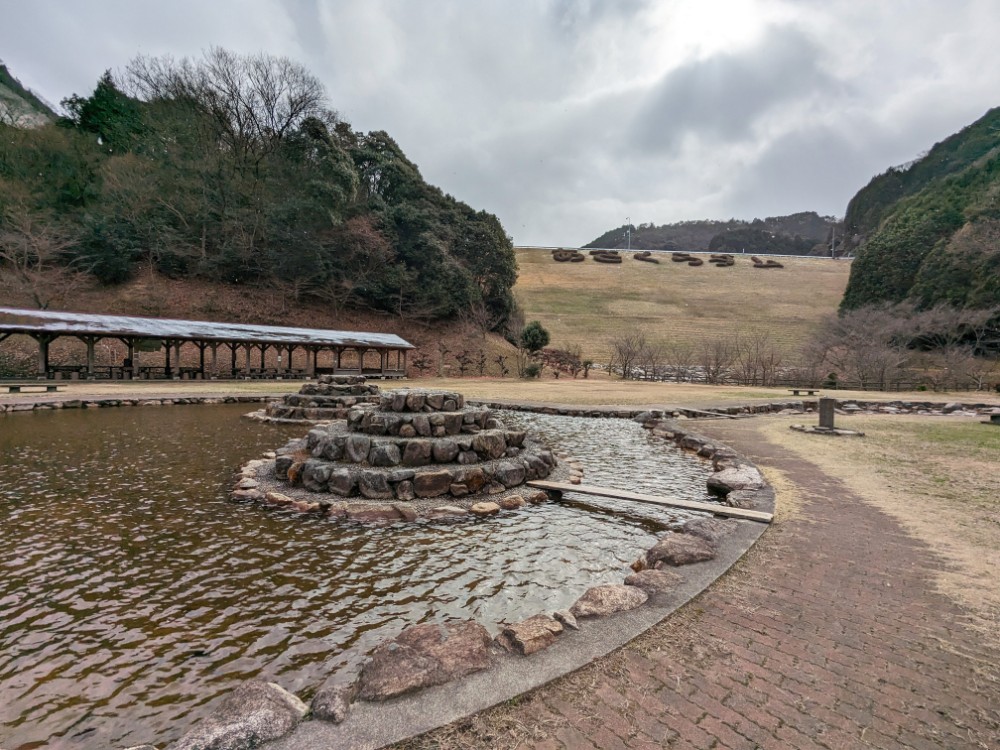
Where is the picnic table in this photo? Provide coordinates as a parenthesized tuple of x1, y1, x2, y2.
(789, 389, 819, 397)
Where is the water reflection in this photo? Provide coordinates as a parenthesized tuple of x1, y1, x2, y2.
(0, 404, 710, 749)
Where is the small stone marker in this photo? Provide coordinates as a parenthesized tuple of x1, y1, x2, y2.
(818, 397, 836, 429)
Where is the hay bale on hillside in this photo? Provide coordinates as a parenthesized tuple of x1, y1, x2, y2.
(635, 253, 660, 264)
(671, 253, 693, 262)
(553, 249, 585, 262)
(594, 252, 623, 264)
(687, 258, 704, 267)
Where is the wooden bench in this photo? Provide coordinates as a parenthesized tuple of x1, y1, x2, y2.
(789, 389, 818, 397)
(2, 384, 64, 394)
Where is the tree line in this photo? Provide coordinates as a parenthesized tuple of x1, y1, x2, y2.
(605, 303, 999, 391)
(0, 49, 518, 328)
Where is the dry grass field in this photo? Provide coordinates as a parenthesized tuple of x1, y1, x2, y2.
(513, 248, 852, 362)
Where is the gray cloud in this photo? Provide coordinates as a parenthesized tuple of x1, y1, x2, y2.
(1, 0, 999, 246)
(631, 25, 833, 154)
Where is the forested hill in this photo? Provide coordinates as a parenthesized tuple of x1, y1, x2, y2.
(585, 212, 842, 256)
(0, 62, 57, 126)
(0, 51, 517, 329)
(841, 106, 1000, 311)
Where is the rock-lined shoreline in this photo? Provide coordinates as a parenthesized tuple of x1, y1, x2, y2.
(155, 410, 772, 750)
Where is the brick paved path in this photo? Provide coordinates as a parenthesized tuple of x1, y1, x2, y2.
(399, 421, 1000, 750)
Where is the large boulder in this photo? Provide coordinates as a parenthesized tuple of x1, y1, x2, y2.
(167, 680, 307, 750)
(707, 465, 765, 496)
(646, 533, 716, 567)
(570, 584, 647, 618)
(624, 569, 682, 594)
(357, 621, 494, 701)
(498, 614, 563, 655)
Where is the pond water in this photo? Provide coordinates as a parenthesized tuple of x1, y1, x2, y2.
(0, 404, 713, 749)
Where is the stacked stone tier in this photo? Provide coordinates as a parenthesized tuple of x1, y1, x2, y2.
(269, 387, 556, 502)
(264, 375, 381, 421)
(304, 426, 528, 466)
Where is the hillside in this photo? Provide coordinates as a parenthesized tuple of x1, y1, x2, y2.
(513, 248, 851, 362)
(0, 62, 56, 127)
(0, 52, 517, 330)
(586, 212, 842, 256)
(841, 107, 1000, 311)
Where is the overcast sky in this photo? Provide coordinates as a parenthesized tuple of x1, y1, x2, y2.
(2, 0, 998, 245)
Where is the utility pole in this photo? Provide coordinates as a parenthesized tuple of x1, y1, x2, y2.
(625, 216, 631, 251)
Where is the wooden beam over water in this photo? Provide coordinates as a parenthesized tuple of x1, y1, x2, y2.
(526, 480, 773, 524)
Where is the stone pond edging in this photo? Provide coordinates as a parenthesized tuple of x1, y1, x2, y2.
(0, 395, 281, 413)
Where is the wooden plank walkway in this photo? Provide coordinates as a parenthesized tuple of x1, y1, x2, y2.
(526, 480, 773, 523)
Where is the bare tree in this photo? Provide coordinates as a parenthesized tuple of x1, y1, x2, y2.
(698, 337, 736, 384)
(126, 48, 335, 171)
(493, 354, 510, 378)
(663, 340, 697, 382)
(0, 207, 89, 309)
(608, 331, 648, 380)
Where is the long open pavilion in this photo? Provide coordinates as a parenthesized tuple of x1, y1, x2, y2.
(0, 307, 414, 380)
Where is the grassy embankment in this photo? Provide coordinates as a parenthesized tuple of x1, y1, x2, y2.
(513, 248, 852, 363)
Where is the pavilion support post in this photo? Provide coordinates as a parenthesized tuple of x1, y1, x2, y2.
(78, 335, 100, 379)
(380, 349, 386, 376)
(122, 338, 136, 379)
(403, 349, 408, 376)
(308, 347, 317, 377)
(210, 343, 218, 378)
(30, 334, 55, 377)
(260, 344, 269, 372)
(165, 340, 172, 379)
(336, 348, 343, 371)
(197, 341, 208, 379)
(244, 344, 252, 374)
(229, 343, 238, 378)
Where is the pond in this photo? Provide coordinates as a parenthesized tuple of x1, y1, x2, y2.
(0, 403, 713, 749)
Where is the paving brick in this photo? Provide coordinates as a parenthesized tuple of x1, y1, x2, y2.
(397, 422, 1000, 750)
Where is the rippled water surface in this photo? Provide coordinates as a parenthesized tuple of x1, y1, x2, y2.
(0, 404, 712, 749)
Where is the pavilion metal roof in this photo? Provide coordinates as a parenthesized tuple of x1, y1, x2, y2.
(0, 307, 414, 349)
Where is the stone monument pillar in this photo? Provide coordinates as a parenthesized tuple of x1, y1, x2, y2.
(818, 397, 836, 430)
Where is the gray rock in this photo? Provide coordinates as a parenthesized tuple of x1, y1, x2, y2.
(414, 469, 454, 498)
(432, 439, 460, 463)
(403, 439, 433, 466)
(358, 471, 393, 499)
(493, 461, 526, 488)
(167, 680, 306, 750)
(624, 569, 682, 593)
(552, 609, 578, 630)
(405, 392, 426, 412)
(301, 461, 332, 492)
(457, 450, 479, 465)
(344, 435, 372, 464)
(706, 465, 765, 496)
(327, 469, 356, 497)
(369, 443, 401, 467)
(681, 517, 735, 544)
(399, 424, 417, 438)
(310, 682, 354, 724)
(357, 621, 494, 701)
(395, 480, 415, 501)
(646, 532, 716, 567)
(498, 614, 563, 655)
(472, 432, 507, 459)
(570, 585, 648, 618)
(412, 414, 432, 437)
